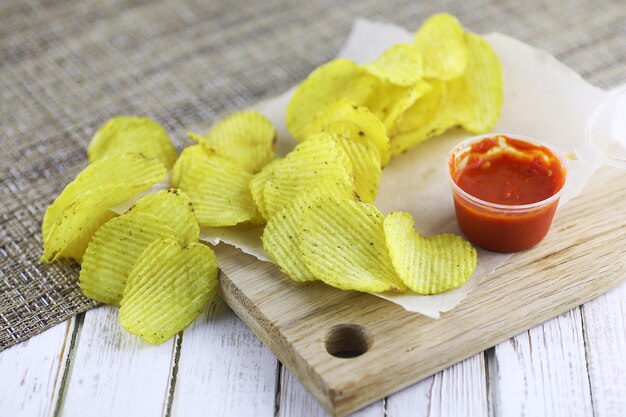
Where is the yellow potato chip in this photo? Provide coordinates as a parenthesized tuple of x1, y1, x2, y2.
(119, 239, 218, 344)
(170, 144, 211, 189)
(330, 134, 381, 203)
(188, 111, 276, 173)
(362, 43, 423, 86)
(304, 98, 390, 166)
(414, 13, 467, 81)
(383, 212, 476, 294)
(249, 158, 280, 221)
(458, 33, 503, 133)
(299, 197, 405, 293)
(262, 177, 357, 282)
(286, 59, 377, 141)
(42, 153, 167, 244)
(88, 116, 177, 169)
(129, 189, 199, 244)
(263, 133, 354, 218)
(79, 212, 177, 305)
(178, 152, 258, 227)
(364, 80, 431, 132)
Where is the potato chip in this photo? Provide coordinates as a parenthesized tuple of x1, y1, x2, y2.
(129, 189, 200, 244)
(286, 59, 377, 141)
(304, 98, 390, 166)
(88, 116, 177, 169)
(249, 159, 280, 221)
(363, 43, 423, 86)
(299, 197, 405, 293)
(178, 152, 258, 227)
(119, 239, 218, 344)
(42, 153, 167, 245)
(262, 177, 357, 282)
(188, 111, 276, 173)
(79, 212, 177, 305)
(263, 133, 354, 218)
(170, 144, 211, 189)
(458, 33, 503, 133)
(329, 134, 381, 203)
(383, 212, 476, 294)
(364, 80, 431, 132)
(414, 13, 467, 81)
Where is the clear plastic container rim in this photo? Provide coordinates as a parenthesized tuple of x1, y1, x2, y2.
(445, 133, 569, 212)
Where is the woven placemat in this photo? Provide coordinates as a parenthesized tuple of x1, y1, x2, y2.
(1, 0, 624, 351)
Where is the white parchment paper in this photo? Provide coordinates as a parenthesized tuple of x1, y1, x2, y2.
(121, 19, 607, 318)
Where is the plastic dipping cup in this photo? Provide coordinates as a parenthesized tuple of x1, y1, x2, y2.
(446, 134, 569, 253)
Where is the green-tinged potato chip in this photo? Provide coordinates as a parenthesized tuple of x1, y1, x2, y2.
(383, 212, 476, 294)
(41, 154, 167, 262)
(363, 43, 424, 86)
(263, 133, 354, 218)
(178, 152, 258, 227)
(364, 80, 431, 132)
(329, 134, 381, 203)
(249, 158, 280, 221)
(129, 189, 199, 244)
(286, 59, 377, 141)
(188, 111, 276, 173)
(79, 212, 177, 305)
(304, 98, 390, 166)
(458, 33, 503, 133)
(88, 116, 177, 169)
(262, 177, 357, 282)
(171, 145, 212, 189)
(299, 197, 405, 293)
(414, 13, 467, 81)
(119, 239, 218, 344)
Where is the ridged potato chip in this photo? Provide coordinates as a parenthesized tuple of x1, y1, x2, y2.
(129, 189, 200, 244)
(41, 154, 167, 262)
(119, 239, 218, 344)
(362, 43, 424, 86)
(188, 111, 276, 173)
(458, 33, 503, 133)
(88, 116, 177, 169)
(299, 197, 405, 293)
(414, 13, 467, 81)
(263, 133, 354, 218)
(262, 177, 357, 282)
(330, 134, 381, 203)
(304, 98, 390, 166)
(178, 151, 258, 227)
(79, 212, 177, 305)
(286, 59, 377, 141)
(383, 212, 476, 294)
(364, 80, 431, 132)
(171, 144, 210, 189)
(249, 158, 280, 221)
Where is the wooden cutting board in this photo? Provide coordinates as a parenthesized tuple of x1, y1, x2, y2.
(215, 165, 625, 417)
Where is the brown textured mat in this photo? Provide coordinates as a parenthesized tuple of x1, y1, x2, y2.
(1, 0, 624, 350)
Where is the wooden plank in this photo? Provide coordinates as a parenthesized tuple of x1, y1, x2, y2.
(216, 166, 626, 417)
(169, 298, 278, 417)
(57, 306, 175, 417)
(581, 282, 626, 416)
(0, 318, 76, 417)
(386, 354, 487, 417)
(278, 367, 384, 417)
(489, 309, 592, 417)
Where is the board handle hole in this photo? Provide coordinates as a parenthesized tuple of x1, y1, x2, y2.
(325, 324, 372, 359)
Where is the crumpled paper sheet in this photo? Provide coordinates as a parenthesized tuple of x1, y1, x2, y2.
(126, 19, 607, 318)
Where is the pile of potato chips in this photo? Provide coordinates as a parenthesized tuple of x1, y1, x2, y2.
(42, 13, 495, 343)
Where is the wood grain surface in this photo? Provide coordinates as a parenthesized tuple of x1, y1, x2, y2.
(216, 165, 626, 417)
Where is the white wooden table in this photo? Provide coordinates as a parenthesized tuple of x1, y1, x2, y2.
(1, 275, 624, 417)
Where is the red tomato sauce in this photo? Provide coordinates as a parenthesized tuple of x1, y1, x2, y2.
(449, 136, 567, 252)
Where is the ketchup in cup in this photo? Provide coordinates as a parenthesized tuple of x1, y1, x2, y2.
(446, 134, 568, 252)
